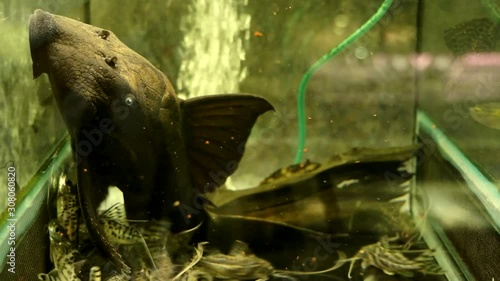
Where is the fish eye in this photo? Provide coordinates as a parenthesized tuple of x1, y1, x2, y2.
(124, 95, 135, 106)
(53, 225, 64, 234)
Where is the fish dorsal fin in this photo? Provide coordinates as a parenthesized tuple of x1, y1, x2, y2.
(181, 94, 273, 193)
(100, 203, 127, 221)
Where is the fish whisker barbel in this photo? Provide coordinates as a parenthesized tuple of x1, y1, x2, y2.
(272, 250, 347, 278)
(173, 242, 207, 280)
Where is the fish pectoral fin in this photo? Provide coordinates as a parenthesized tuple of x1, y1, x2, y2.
(181, 93, 274, 193)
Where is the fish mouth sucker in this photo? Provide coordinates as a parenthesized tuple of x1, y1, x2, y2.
(29, 9, 60, 78)
(28, 9, 113, 131)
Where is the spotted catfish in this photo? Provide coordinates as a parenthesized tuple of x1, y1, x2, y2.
(98, 203, 143, 245)
(29, 9, 273, 273)
(99, 204, 172, 279)
(47, 220, 81, 281)
(178, 241, 347, 280)
(56, 175, 79, 243)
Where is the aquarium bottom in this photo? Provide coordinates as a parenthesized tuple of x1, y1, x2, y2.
(0, 138, 456, 281)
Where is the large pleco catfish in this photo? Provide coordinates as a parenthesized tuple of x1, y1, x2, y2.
(28, 9, 273, 273)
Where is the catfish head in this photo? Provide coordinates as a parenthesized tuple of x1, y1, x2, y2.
(29, 9, 273, 273)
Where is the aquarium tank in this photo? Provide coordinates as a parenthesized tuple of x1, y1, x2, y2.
(0, 0, 498, 280)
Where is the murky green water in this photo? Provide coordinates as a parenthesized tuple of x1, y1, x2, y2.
(0, 0, 499, 280)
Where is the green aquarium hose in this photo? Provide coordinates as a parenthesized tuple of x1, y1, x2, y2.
(482, 0, 500, 20)
(294, 0, 393, 164)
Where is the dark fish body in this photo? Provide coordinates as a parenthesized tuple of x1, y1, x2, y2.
(261, 160, 320, 184)
(29, 10, 273, 272)
(105, 274, 129, 281)
(78, 253, 130, 281)
(136, 220, 175, 280)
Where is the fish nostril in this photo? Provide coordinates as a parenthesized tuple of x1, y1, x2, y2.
(98, 29, 110, 40)
(105, 56, 118, 67)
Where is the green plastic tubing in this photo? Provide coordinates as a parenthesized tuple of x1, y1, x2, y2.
(482, 0, 500, 20)
(294, 0, 393, 163)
